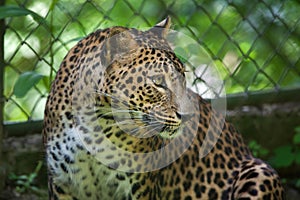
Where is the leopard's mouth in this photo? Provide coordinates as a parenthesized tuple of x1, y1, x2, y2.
(140, 112, 182, 139)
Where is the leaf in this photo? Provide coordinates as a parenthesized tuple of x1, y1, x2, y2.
(0, 6, 30, 19)
(248, 140, 259, 149)
(0, 5, 48, 28)
(13, 71, 44, 98)
(17, 175, 29, 180)
(295, 126, 300, 134)
(294, 132, 300, 145)
(257, 147, 269, 157)
(8, 173, 18, 180)
(248, 140, 269, 157)
(269, 145, 295, 168)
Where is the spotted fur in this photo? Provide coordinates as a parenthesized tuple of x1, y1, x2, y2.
(43, 17, 285, 200)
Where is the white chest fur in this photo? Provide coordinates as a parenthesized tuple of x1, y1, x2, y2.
(47, 127, 132, 199)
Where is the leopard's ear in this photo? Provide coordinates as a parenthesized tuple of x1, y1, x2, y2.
(149, 16, 171, 38)
(101, 27, 137, 66)
(155, 16, 171, 29)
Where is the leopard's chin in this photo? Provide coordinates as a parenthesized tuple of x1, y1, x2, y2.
(158, 126, 181, 139)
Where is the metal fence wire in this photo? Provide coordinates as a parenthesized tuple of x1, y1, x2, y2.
(2, 0, 300, 123)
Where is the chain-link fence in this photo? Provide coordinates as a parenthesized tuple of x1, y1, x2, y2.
(2, 0, 300, 126)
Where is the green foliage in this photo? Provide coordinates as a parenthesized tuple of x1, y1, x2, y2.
(248, 140, 269, 158)
(3, 0, 300, 121)
(293, 127, 300, 144)
(0, 5, 48, 28)
(13, 72, 44, 98)
(0, 5, 41, 20)
(270, 145, 295, 168)
(269, 126, 300, 168)
(8, 161, 43, 194)
(248, 126, 300, 190)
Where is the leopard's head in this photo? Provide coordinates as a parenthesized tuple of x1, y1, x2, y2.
(71, 18, 199, 171)
(92, 17, 193, 139)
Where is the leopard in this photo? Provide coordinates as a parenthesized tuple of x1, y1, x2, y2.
(43, 17, 285, 200)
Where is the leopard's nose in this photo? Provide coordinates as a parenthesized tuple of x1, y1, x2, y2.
(175, 111, 193, 122)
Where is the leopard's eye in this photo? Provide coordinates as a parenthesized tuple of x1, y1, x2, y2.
(151, 75, 166, 87)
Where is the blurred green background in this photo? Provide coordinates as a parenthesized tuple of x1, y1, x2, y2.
(2, 0, 300, 122)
